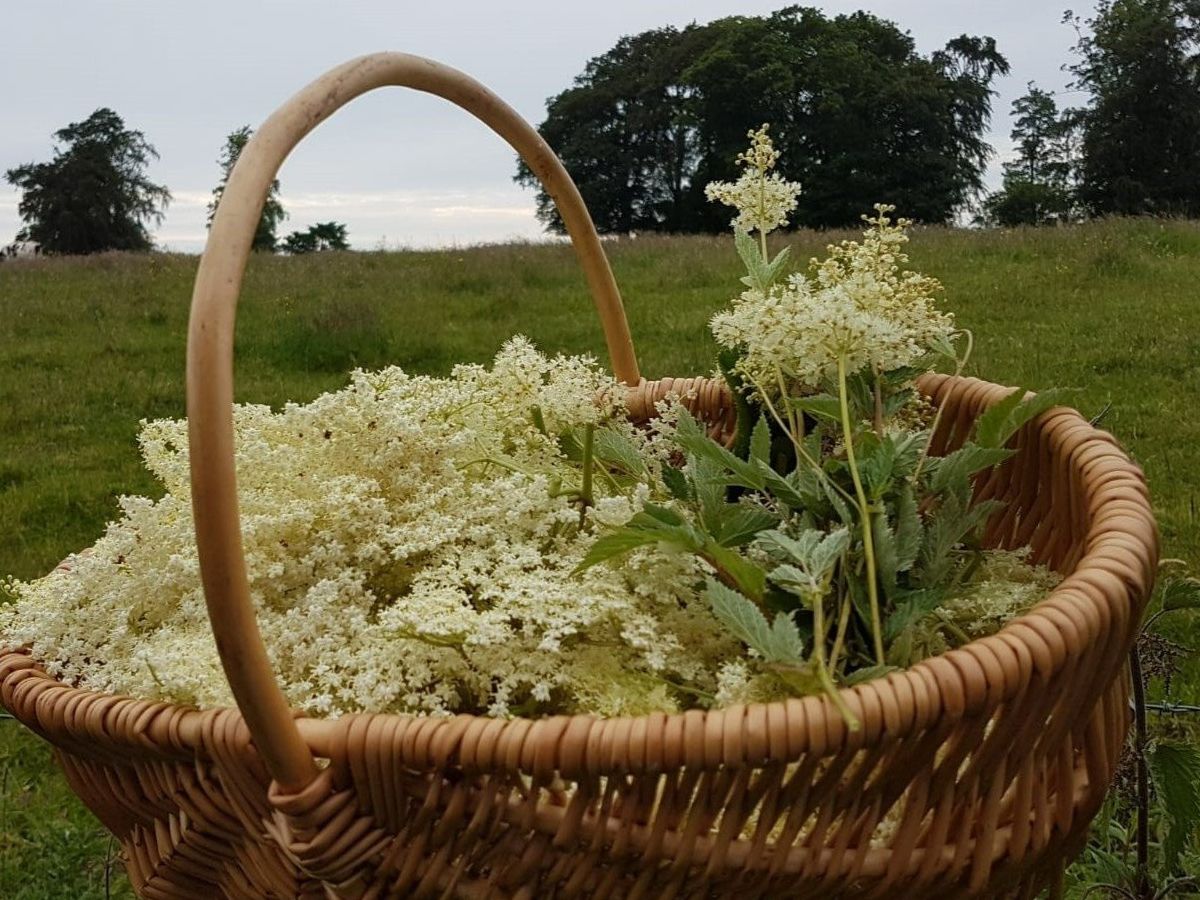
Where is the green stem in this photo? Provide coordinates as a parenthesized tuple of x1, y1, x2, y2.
(579, 423, 595, 527)
(828, 585, 854, 672)
(810, 583, 860, 730)
(838, 356, 885, 666)
(775, 366, 803, 442)
(750, 374, 855, 506)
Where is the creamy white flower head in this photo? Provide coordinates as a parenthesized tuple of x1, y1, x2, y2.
(711, 204, 955, 394)
(1, 340, 744, 719)
(705, 125, 802, 235)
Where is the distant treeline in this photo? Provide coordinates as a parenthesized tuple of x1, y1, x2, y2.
(519, 1, 1200, 232)
(7, 0, 1200, 255)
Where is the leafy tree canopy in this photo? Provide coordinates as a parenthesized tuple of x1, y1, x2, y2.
(208, 126, 287, 252)
(283, 222, 349, 254)
(1067, 0, 1200, 216)
(980, 84, 1082, 226)
(517, 7, 1008, 233)
(5, 108, 170, 254)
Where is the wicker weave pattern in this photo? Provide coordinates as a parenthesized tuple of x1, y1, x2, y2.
(0, 372, 1157, 898)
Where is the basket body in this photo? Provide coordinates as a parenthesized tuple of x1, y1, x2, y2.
(0, 373, 1156, 899)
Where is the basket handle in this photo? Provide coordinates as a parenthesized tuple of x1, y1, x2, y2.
(187, 52, 640, 791)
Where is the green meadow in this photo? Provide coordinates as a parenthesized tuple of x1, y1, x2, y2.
(1, 218, 1198, 896)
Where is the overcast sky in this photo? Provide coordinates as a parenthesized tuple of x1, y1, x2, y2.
(0, 1, 1095, 252)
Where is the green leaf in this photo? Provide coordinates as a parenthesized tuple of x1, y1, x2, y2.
(674, 408, 765, 490)
(916, 495, 1003, 587)
(758, 528, 849, 581)
(882, 388, 916, 420)
(842, 664, 901, 687)
(1149, 741, 1200, 873)
(529, 405, 548, 436)
(929, 445, 1013, 495)
(884, 588, 946, 642)
(704, 542, 767, 601)
(768, 563, 820, 603)
(974, 388, 1073, 450)
(764, 245, 792, 284)
(859, 435, 898, 500)
(754, 461, 809, 509)
(873, 514, 899, 600)
(575, 528, 661, 571)
(707, 578, 773, 654)
(711, 503, 778, 548)
(592, 427, 647, 478)
(749, 415, 772, 465)
(790, 393, 842, 422)
(771, 661, 823, 694)
(769, 609, 806, 660)
(661, 465, 692, 501)
(734, 228, 766, 285)
(706, 579, 805, 664)
(717, 347, 756, 460)
(893, 485, 922, 573)
(972, 387, 1027, 450)
(1161, 577, 1200, 612)
(575, 504, 702, 573)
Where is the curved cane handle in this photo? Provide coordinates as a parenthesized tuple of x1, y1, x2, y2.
(187, 52, 640, 790)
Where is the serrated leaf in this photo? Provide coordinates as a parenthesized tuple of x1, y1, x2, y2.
(768, 563, 820, 603)
(712, 503, 778, 548)
(674, 408, 766, 490)
(929, 445, 1013, 495)
(882, 388, 916, 420)
(860, 435, 898, 500)
(707, 578, 774, 655)
(928, 332, 958, 359)
(769, 610, 806, 661)
(592, 427, 647, 478)
(755, 460, 808, 509)
(973, 388, 1027, 450)
(975, 388, 1073, 450)
(883, 588, 946, 642)
(734, 229, 765, 283)
(704, 542, 767, 601)
(764, 246, 792, 283)
(790, 393, 842, 422)
(873, 514, 899, 600)
(1149, 741, 1200, 872)
(575, 528, 661, 571)
(771, 660, 823, 694)
(661, 465, 691, 501)
(893, 485, 922, 572)
(749, 415, 772, 465)
(1161, 577, 1200, 612)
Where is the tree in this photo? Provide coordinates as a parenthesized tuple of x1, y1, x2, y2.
(517, 8, 1008, 232)
(981, 84, 1082, 226)
(208, 126, 286, 252)
(5, 108, 170, 254)
(1067, 0, 1200, 216)
(282, 222, 349, 254)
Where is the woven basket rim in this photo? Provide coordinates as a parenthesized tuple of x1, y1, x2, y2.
(0, 372, 1157, 777)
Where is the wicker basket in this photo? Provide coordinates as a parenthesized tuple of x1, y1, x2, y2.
(0, 53, 1158, 899)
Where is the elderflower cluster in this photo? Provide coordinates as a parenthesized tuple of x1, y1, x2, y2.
(709, 206, 956, 393)
(1, 338, 741, 719)
(704, 125, 802, 235)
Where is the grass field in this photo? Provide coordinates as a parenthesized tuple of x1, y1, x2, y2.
(1, 218, 1198, 896)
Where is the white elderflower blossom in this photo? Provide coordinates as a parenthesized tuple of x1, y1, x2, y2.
(1, 339, 745, 719)
(705, 125, 802, 236)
